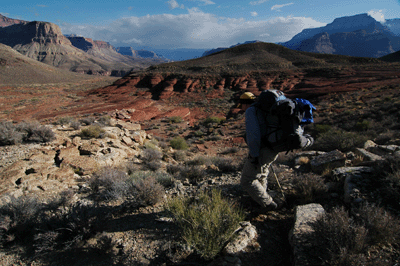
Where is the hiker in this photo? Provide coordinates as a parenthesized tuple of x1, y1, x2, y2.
(241, 90, 314, 211)
(238, 92, 256, 111)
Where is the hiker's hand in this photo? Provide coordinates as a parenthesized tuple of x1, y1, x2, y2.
(304, 134, 314, 147)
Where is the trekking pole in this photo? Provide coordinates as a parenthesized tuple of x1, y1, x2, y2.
(270, 164, 286, 201)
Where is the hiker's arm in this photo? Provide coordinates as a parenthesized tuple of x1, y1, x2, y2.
(245, 107, 261, 158)
(294, 125, 314, 148)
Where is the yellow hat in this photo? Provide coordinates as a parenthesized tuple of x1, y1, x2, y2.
(240, 92, 255, 100)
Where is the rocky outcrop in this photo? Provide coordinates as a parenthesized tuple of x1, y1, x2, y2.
(0, 120, 147, 205)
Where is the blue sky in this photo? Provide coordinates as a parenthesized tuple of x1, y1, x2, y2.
(2, 0, 400, 49)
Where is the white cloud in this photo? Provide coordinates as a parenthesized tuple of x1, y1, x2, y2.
(271, 3, 294, 11)
(251, 12, 258, 17)
(250, 0, 268, 5)
(368, 10, 385, 23)
(60, 10, 326, 49)
(168, 0, 184, 10)
(198, 0, 215, 5)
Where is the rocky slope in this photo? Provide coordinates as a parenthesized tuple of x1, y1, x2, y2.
(0, 43, 103, 85)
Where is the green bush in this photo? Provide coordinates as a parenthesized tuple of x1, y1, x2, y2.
(203, 116, 226, 127)
(167, 189, 245, 260)
(169, 116, 183, 123)
(186, 155, 211, 166)
(313, 129, 368, 152)
(355, 120, 370, 131)
(170, 136, 189, 150)
(80, 125, 105, 139)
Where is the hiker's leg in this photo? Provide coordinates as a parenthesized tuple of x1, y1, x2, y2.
(241, 151, 277, 207)
(259, 150, 279, 190)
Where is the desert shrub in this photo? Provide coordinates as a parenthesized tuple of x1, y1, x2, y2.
(167, 189, 245, 260)
(170, 136, 189, 150)
(0, 195, 43, 246)
(313, 124, 332, 135)
(141, 148, 163, 171)
(153, 171, 175, 187)
(291, 173, 328, 204)
(186, 155, 211, 166)
(142, 148, 162, 162)
(211, 156, 238, 172)
(70, 120, 81, 130)
(307, 204, 400, 265)
(308, 206, 368, 266)
(34, 201, 108, 253)
(371, 157, 400, 210)
(96, 115, 111, 126)
(56, 116, 74, 125)
(130, 172, 165, 206)
(313, 129, 368, 152)
(166, 164, 184, 176)
(88, 167, 132, 200)
(173, 150, 187, 161)
(17, 121, 56, 143)
(355, 120, 371, 131)
(166, 164, 206, 183)
(144, 139, 159, 150)
(80, 125, 105, 139)
(221, 147, 239, 154)
(354, 203, 400, 246)
(79, 117, 95, 125)
(169, 116, 183, 123)
(203, 116, 225, 127)
(0, 121, 23, 145)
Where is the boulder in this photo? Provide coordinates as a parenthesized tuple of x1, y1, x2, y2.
(354, 148, 384, 166)
(116, 120, 141, 131)
(223, 221, 257, 255)
(289, 203, 325, 266)
(310, 149, 346, 174)
(332, 166, 375, 204)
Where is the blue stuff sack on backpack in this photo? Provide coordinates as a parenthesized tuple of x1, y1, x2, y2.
(295, 98, 316, 124)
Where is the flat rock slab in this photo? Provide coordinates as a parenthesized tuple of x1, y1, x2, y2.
(290, 203, 325, 266)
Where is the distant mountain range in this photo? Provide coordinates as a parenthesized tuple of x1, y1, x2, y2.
(280, 13, 400, 58)
(201, 14, 400, 60)
(0, 15, 168, 76)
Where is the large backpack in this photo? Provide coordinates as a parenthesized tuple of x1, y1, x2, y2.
(254, 90, 315, 153)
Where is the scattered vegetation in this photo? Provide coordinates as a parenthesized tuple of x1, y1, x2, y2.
(167, 189, 245, 260)
(169, 116, 183, 123)
(306, 204, 400, 265)
(170, 136, 189, 150)
(313, 128, 368, 152)
(203, 116, 226, 128)
(80, 125, 105, 139)
(0, 121, 55, 145)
